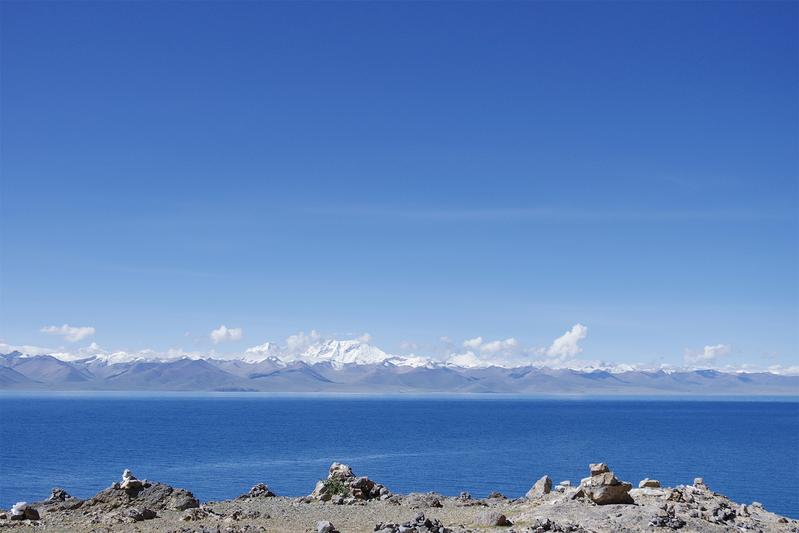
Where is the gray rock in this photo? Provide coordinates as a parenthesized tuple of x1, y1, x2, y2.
(9, 502, 39, 521)
(34, 487, 84, 511)
(476, 510, 511, 526)
(48, 487, 74, 502)
(180, 508, 212, 521)
(526, 475, 552, 499)
(328, 462, 353, 479)
(317, 520, 340, 533)
(639, 478, 661, 488)
(126, 507, 157, 522)
(579, 471, 634, 505)
(649, 505, 686, 530)
(228, 508, 262, 520)
(403, 492, 443, 509)
(84, 479, 199, 511)
(310, 462, 391, 502)
(120, 469, 144, 490)
(374, 512, 452, 533)
(589, 463, 609, 476)
(238, 482, 275, 499)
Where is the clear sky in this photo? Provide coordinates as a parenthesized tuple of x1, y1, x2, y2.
(1, 1, 797, 369)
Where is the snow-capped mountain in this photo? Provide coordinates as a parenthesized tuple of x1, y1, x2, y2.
(245, 339, 421, 367)
(2, 348, 797, 394)
(242, 341, 282, 362)
(293, 339, 391, 366)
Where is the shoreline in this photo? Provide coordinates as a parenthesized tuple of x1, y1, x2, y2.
(3, 463, 797, 532)
(2, 390, 798, 401)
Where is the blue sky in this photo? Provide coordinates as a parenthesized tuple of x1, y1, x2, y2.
(1, 1, 797, 369)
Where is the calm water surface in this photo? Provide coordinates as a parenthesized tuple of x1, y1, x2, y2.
(1, 394, 797, 518)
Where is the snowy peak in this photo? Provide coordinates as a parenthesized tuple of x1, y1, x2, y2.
(243, 342, 282, 362)
(297, 339, 390, 366)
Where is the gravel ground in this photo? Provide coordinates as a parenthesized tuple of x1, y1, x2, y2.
(1, 485, 797, 533)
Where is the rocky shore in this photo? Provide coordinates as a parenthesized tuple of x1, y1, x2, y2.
(1, 463, 796, 532)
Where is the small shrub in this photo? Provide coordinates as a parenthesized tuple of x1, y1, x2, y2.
(323, 478, 349, 496)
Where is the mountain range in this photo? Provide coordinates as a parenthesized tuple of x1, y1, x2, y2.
(1, 346, 797, 395)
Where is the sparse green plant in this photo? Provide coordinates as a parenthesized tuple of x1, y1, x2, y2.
(323, 478, 349, 496)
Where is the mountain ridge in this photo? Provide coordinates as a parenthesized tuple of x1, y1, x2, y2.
(1, 351, 796, 394)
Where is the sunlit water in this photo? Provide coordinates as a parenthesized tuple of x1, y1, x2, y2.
(1, 394, 797, 518)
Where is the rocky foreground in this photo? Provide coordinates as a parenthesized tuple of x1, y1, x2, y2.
(1, 463, 796, 533)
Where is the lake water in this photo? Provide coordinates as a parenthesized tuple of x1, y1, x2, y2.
(1, 394, 797, 518)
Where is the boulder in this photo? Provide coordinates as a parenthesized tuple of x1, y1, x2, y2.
(589, 463, 609, 476)
(578, 469, 634, 505)
(526, 475, 552, 499)
(476, 511, 512, 526)
(125, 507, 157, 522)
(693, 477, 708, 490)
(403, 492, 444, 509)
(487, 490, 507, 499)
(9, 502, 39, 521)
(328, 462, 353, 479)
(317, 520, 340, 533)
(238, 482, 275, 499)
(639, 478, 661, 488)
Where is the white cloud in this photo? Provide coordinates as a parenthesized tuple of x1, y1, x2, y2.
(358, 332, 373, 344)
(447, 336, 524, 367)
(285, 330, 321, 354)
(480, 338, 518, 354)
(463, 336, 483, 350)
(447, 351, 492, 368)
(209, 325, 243, 344)
(545, 324, 588, 361)
(41, 324, 95, 342)
(684, 344, 731, 365)
(461, 336, 519, 354)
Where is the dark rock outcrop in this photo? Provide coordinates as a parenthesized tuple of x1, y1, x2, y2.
(83, 469, 199, 512)
(375, 512, 451, 533)
(33, 487, 84, 511)
(9, 502, 39, 521)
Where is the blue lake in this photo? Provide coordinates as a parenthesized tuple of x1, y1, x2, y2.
(0, 394, 797, 518)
